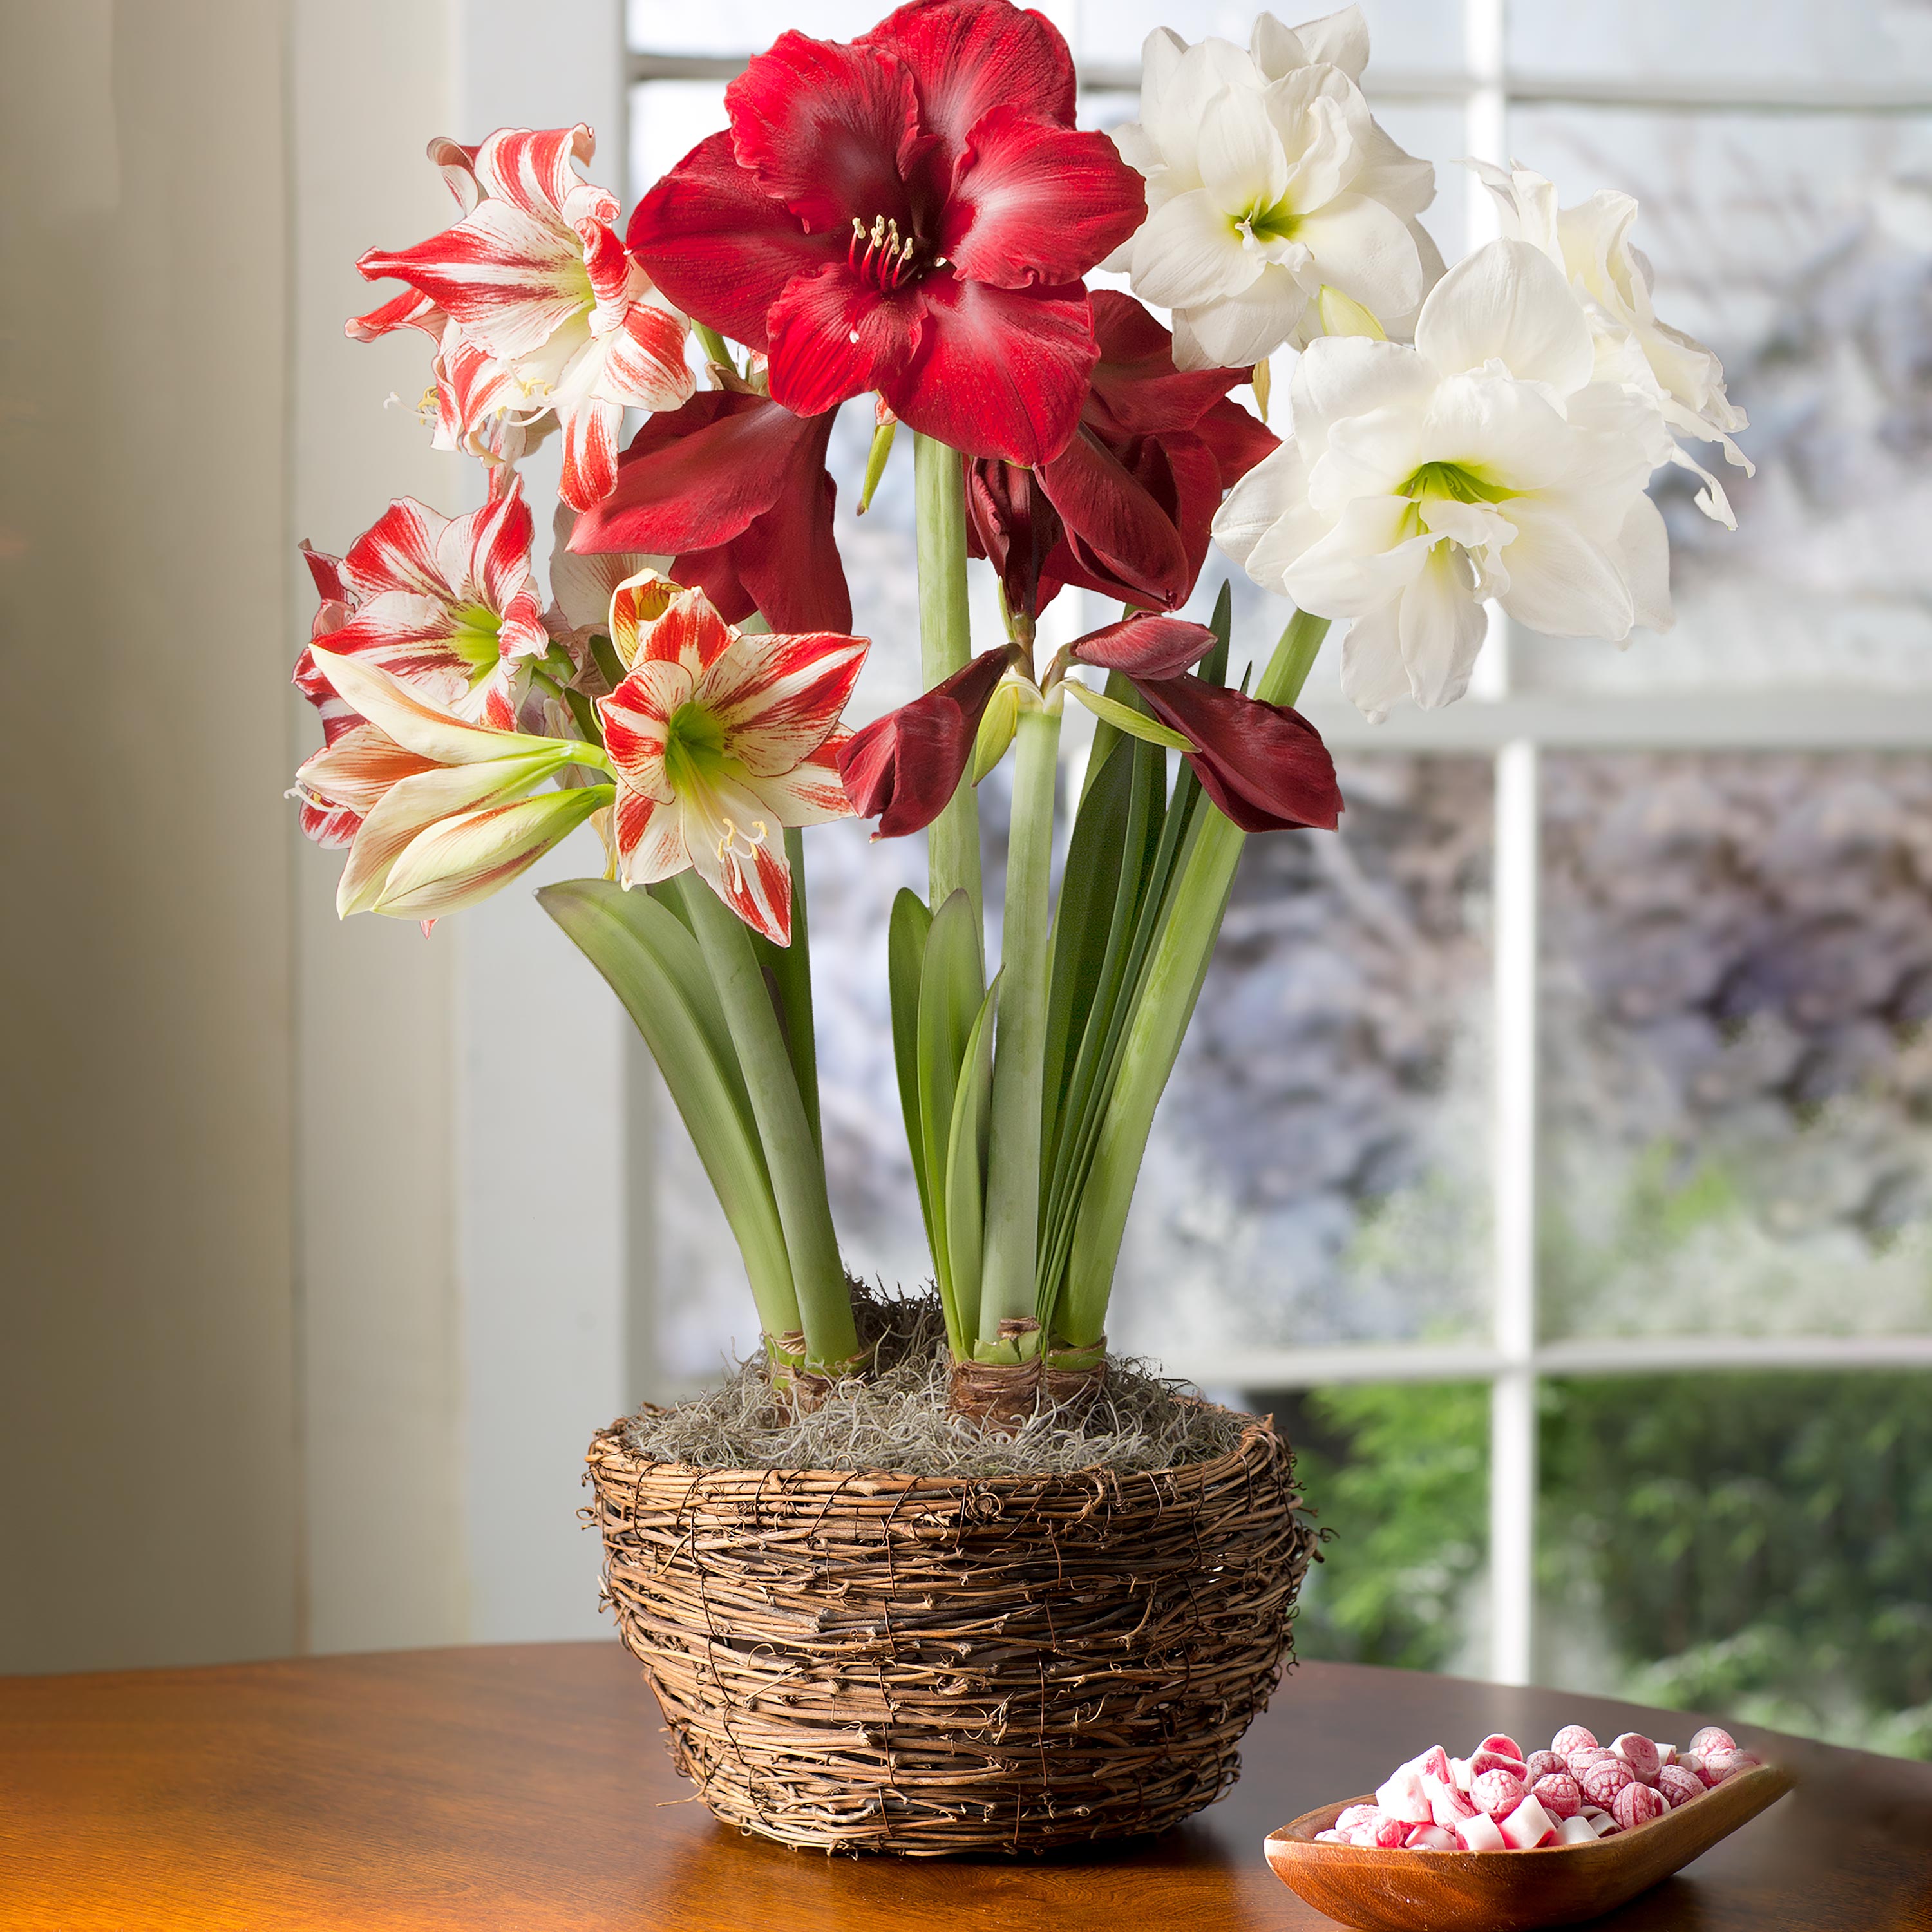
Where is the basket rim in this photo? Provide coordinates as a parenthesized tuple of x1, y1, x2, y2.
(587, 1396, 1284, 1496)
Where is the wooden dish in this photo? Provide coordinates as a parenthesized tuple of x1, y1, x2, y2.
(1263, 1763, 1794, 1931)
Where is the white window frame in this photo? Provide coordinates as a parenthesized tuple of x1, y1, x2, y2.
(625, 12, 1932, 1689)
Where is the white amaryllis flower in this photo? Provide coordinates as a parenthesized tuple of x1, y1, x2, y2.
(1215, 238, 1677, 720)
(1110, 6, 1441, 370)
(1472, 160, 1752, 526)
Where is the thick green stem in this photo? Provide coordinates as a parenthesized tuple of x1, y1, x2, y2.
(976, 702, 1061, 1355)
(693, 321, 733, 370)
(913, 431, 982, 922)
(1059, 611, 1331, 1345)
(680, 877, 858, 1368)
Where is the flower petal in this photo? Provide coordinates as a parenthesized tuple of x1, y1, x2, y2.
(341, 497, 452, 603)
(1495, 496, 1636, 639)
(1072, 614, 1218, 678)
(1130, 675, 1342, 832)
(627, 130, 838, 351)
(1339, 598, 1410, 721)
(766, 263, 923, 419)
(1415, 238, 1593, 393)
(1287, 190, 1425, 322)
(1198, 84, 1288, 218)
(703, 630, 869, 775)
(558, 394, 625, 512)
(1084, 290, 1253, 437)
(887, 276, 1097, 466)
(940, 108, 1145, 290)
(861, 0, 1077, 153)
(614, 781, 692, 884)
(471, 125, 600, 225)
(743, 735, 856, 827)
(838, 649, 1010, 837)
(724, 28, 922, 232)
(600, 657, 692, 798)
(375, 786, 605, 918)
(1036, 426, 1195, 609)
(308, 646, 556, 766)
(1129, 188, 1255, 311)
(1397, 541, 1487, 708)
(297, 723, 439, 817)
(682, 772, 797, 945)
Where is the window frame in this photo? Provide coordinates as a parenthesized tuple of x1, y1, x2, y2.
(625, 10, 1932, 1690)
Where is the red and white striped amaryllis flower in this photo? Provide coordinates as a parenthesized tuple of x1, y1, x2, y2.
(299, 481, 549, 735)
(354, 126, 694, 509)
(292, 543, 366, 848)
(298, 647, 603, 921)
(628, 0, 1145, 466)
(597, 576, 866, 945)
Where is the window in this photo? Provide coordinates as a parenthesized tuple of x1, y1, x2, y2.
(626, 1, 1932, 1756)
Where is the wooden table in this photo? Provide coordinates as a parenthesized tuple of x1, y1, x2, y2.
(6, 1643, 1929, 1930)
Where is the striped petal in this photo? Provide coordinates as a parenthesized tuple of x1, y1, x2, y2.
(605, 567, 682, 669)
(743, 734, 856, 826)
(637, 583, 735, 673)
(435, 480, 538, 625)
(307, 646, 560, 766)
(296, 721, 439, 815)
(613, 781, 692, 885)
(337, 753, 562, 916)
(549, 502, 659, 638)
(683, 771, 795, 946)
(701, 630, 869, 776)
(558, 393, 625, 513)
(341, 497, 452, 603)
(471, 125, 601, 227)
(599, 658, 690, 800)
(373, 785, 606, 919)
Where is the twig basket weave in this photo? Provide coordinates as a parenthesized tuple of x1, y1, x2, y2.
(585, 1405, 1318, 1854)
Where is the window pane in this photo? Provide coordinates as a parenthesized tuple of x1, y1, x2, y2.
(629, 79, 726, 190)
(1539, 1371, 1932, 1761)
(1078, 0, 1466, 74)
(1110, 754, 1495, 1359)
(628, 0, 877, 53)
(1264, 1380, 1490, 1674)
(1502, 106, 1932, 692)
(1539, 751, 1932, 1341)
(1509, 1, 1932, 86)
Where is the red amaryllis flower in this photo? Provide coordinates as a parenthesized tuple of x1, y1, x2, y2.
(627, 0, 1145, 466)
(565, 391, 850, 635)
(837, 649, 1010, 837)
(1069, 616, 1342, 833)
(966, 292, 1279, 618)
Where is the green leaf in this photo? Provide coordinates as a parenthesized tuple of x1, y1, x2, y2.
(916, 888, 984, 1350)
(538, 880, 799, 1342)
(749, 827, 820, 1155)
(942, 972, 1000, 1353)
(1065, 679, 1193, 752)
(888, 889, 935, 1263)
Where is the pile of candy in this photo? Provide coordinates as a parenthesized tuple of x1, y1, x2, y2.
(1315, 1725, 1763, 1852)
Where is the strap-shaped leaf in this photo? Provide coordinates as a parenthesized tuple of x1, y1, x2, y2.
(916, 888, 984, 1353)
(1065, 679, 1193, 752)
(750, 827, 820, 1156)
(888, 889, 936, 1265)
(942, 972, 1000, 1354)
(538, 879, 800, 1341)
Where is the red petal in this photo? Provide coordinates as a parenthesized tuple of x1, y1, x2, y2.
(627, 130, 837, 351)
(885, 276, 1095, 465)
(345, 285, 444, 343)
(299, 542, 348, 607)
(940, 109, 1144, 290)
(1131, 677, 1343, 833)
(1036, 427, 1191, 610)
(725, 30, 922, 232)
(861, 0, 1077, 151)
(838, 649, 1009, 836)
(1084, 290, 1255, 438)
(341, 498, 451, 603)
(766, 261, 923, 419)
(727, 445, 854, 634)
(1195, 395, 1281, 489)
(1072, 615, 1219, 680)
(571, 392, 784, 553)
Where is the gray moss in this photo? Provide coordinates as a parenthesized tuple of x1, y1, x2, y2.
(623, 1287, 1252, 1478)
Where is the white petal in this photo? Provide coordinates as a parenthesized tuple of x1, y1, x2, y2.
(1496, 497, 1636, 639)
(1289, 190, 1425, 321)
(1339, 599, 1409, 721)
(1613, 491, 1674, 633)
(1249, 12, 1307, 79)
(1198, 86, 1289, 216)
(1398, 544, 1487, 707)
(1290, 333, 1433, 445)
(1171, 264, 1308, 367)
(1311, 403, 1431, 511)
(1415, 239, 1594, 393)
(1213, 439, 1312, 569)
(1131, 189, 1259, 310)
(1283, 495, 1433, 616)
(1289, 3, 1370, 80)
(1349, 120, 1438, 222)
(1418, 368, 1579, 491)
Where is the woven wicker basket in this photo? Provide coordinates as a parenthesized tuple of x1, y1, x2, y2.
(584, 1406, 1318, 1854)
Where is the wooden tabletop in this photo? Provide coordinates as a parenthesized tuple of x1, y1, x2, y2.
(5, 1643, 1929, 1931)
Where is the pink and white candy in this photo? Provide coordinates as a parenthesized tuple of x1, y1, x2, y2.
(1612, 1733, 1662, 1785)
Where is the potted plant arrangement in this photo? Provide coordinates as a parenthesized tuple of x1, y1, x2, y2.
(292, 0, 1743, 1856)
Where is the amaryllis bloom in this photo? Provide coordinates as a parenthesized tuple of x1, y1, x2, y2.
(1110, 6, 1441, 368)
(598, 578, 866, 945)
(965, 291, 1278, 618)
(1215, 238, 1676, 721)
(837, 649, 1011, 837)
(354, 125, 694, 509)
(1472, 160, 1751, 526)
(566, 390, 851, 634)
(627, 0, 1145, 466)
(292, 544, 365, 848)
(297, 482, 549, 734)
(298, 647, 601, 920)
(1068, 616, 1342, 831)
